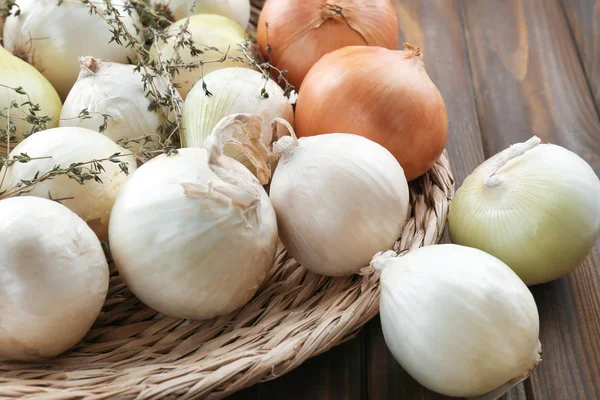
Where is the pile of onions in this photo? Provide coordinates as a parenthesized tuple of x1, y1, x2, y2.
(295, 45, 448, 181)
(257, 0, 398, 89)
(60, 57, 180, 152)
(0, 45, 62, 156)
(150, 0, 251, 30)
(151, 14, 248, 99)
(2, 0, 141, 99)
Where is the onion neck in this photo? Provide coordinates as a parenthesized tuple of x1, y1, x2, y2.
(321, 2, 347, 22)
(369, 250, 399, 272)
(271, 118, 299, 161)
(80, 56, 103, 76)
(484, 136, 541, 187)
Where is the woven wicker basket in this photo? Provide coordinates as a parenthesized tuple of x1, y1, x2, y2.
(0, 2, 455, 399)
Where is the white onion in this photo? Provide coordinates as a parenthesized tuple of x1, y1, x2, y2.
(60, 57, 180, 152)
(151, 14, 248, 99)
(0, 127, 137, 240)
(0, 196, 109, 361)
(372, 245, 541, 399)
(151, 0, 251, 29)
(0, 45, 62, 157)
(2, 0, 142, 99)
(449, 136, 600, 285)
(109, 114, 278, 320)
(269, 120, 409, 276)
(183, 67, 293, 172)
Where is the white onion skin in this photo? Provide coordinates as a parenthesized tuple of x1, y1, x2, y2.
(376, 244, 541, 398)
(151, 0, 251, 29)
(182, 68, 294, 171)
(151, 14, 248, 99)
(60, 58, 179, 151)
(0, 45, 62, 156)
(2, 0, 141, 99)
(109, 148, 278, 320)
(0, 127, 137, 241)
(0, 197, 109, 361)
(270, 133, 409, 277)
(449, 144, 600, 286)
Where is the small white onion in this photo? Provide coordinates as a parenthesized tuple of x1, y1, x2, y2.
(2, 0, 142, 99)
(372, 244, 541, 399)
(109, 114, 278, 320)
(60, 57, 180, 152)
(0, 196, 109, 361)
(183, 67, 294, 172)
(269, 120, 409, 276)
(151, 0, 251, 29)
(0, 127, 137, 240)
(151, 14, 248, 99)
(0, 45, 62, 157)
(449, 136, 600, 285)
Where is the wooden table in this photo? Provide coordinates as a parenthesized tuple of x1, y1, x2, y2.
(235, 0, 600, 398)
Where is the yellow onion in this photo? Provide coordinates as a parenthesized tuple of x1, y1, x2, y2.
(151, 14, 248, 99)
(257, 0, 398, 89)
(295, 45, 448, 181)
(449, 136, 600, 286)
(0, 45, 61, 157)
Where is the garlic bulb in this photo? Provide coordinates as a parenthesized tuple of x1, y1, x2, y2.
(371, 244, 541, 399)
(151, 0, 251, 29)
(2, 0, 142, 99)
(151, 14, 248, 99)
(0, 127, 137, 240)
(109, 114, 278, 320)
(449, 136, 600, 286)
(60, 57, 180, 152)
(0, 196, 109, 361)
(0, 45, 62, 157)
(183, 68, 294, 173)
(269, 120, 409, 276)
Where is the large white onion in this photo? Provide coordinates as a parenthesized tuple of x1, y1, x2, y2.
(0, 127, 137, 240)
(449, 136, 600, 285)
(109, 114, 278, 320)
(151, 14, 248, 99)
(151, 0, 251, 29)
(2, 0, 142, 99)
(0, 196, 109, 361)
(0, 45, 62, 157)
(60, 57, 180, 152)
(182, 67, 293, 172)
(269, 120, 409, 276)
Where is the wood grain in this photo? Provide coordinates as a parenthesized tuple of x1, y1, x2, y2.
(560, 0, 600, 109)
(462, 1, 600, 399)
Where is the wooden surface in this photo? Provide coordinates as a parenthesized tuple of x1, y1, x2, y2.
(234, 0, 600, 398)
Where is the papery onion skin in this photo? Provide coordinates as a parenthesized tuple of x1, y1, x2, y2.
(270, 130, 409, 277)
(449, 143, 600, 286)
(373, 244, 541, 398)
(151, 14, 248, 99)
(257, 0, 398, 89)
(182, 68, 294, 172)
(0, 45, 62, 156)
(2, 0, 141, 100)
(109, 148, 278, 320)
(295, 45, 448, 181)
(60, 57, 179, 152)
(0, 127, 137, 241)
(150, 0, 251, 30)
(0, 197, 108, 361)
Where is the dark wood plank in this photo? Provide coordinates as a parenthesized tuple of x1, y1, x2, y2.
(560, 0, 600, 109)
(462, 0, 600, 399)
(232, 335, 365, 400)
(365, 1, 523, 399)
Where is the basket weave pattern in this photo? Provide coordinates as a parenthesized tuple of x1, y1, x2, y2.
(0, 2, 455, 399)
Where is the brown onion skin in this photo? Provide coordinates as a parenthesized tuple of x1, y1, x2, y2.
(295, 45, 448, 181)
(257, 0, 398, 89)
